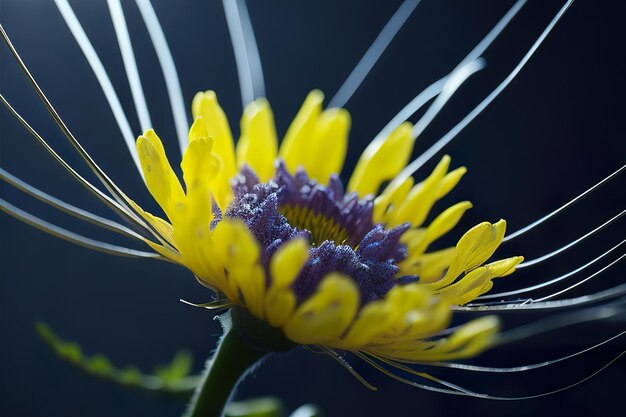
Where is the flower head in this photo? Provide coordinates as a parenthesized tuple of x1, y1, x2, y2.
(130, 89, 522, 362)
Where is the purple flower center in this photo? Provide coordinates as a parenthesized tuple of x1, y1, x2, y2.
(226, 161, 415, 305)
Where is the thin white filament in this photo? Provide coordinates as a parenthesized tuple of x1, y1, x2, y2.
(420, 331, 626, 373)
(369, 0, 527, 159)
(411, 59, 485, 140)
(458, 284, 626, 311)
(0, 27, 137, 218)
(319, 346, 378, 391)
(0, 197, 161, 260)
(222, 0, 255, 107)
(0, 167, 143, 241)
(52, 0, 142, 175)
(390, 0, 574, 187)
(135, 0, 189, 155)
(235, 0, 265, 100)
(517, 209, 625, 268)
(0, 26, 180, 249)
(328, 0, 423, 108)
(363, 350, 625, 400)
(0, 92, 175, 250)
(493, 299, 626, 345)
(0, 92, 136, 229)
(481, 240, 626, 299)
(534, 253, 626, 302)
(504, 165, 626, 242)
(107, 0, 152, 132)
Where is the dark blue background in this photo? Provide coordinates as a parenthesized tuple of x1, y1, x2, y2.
(1, 1, 624, 416)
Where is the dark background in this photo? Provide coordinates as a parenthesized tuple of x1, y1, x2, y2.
(1, 0, 624, 416)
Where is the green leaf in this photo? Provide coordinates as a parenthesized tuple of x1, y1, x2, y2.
(154, 350, 193, 382)
(34, 321, 200, 394)
(225, 397, 283, 417)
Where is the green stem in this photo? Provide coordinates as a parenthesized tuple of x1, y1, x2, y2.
(184, 323, 267, 417)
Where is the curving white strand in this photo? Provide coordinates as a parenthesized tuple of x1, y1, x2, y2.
(222, 0, 255, 108)
(372, 0, 527, 148)
(421, 331, 626, 373)
(356, 352, 488, 397)
(517, 209, 625, 268)
(362, 0, 526, 174)
(0, 198, 161, 260)
(505, 165, 626, 242)
(480, 240, 626, 299)
(377, 78, 447, 145)
(410, 59, 484, 140)
(0, 92, 176, 250)
(458, 284, 626, 312)
(493, 298, 626, 345)
(0, 27, 136, 216)
(135, 0, 189, 155)
(328, 0, 423, 108)
(52, 0, 142, 175)
(534, 253, 626, 302)
(390, 0, 574, 187)
(358, 349, 626, 400)
(0, 25, 180, 249)
(107, 0, 152, 132)
(320, 346, 378, 391)
(235, 0, 265, 100)
(0, 167, 143, 241)
(0, 92, 136, 228)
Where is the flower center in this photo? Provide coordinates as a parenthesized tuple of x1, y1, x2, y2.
(279, 204, 349, 247)
(226, 161, 414, 304)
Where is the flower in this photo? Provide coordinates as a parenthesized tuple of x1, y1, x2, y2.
(1, 1, 624, 415)
(128, 88, 522, 362)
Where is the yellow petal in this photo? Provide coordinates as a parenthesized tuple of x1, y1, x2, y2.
(192, 91, 237, 208)
(279, 90, 324, 173)
(438, 256, 523, 305)
(136, 130, 184, 219)
(230, 264, 267, 318)
(338, 300, 398, 349)
(347, 122, 414, 198)
(390, 316, 500, 362)
(180, 137, 221, 193)
(269, 237, 310, 288)
(400, 247, 456, 282)
(373, 175, 414, 224)
(264, 287, 297, 327)
(387, 155, 450, 228)
(304, 108, 351, 183)
(236, 98, 278, 182)
(424, 201, 473, 245)
(283, 273, 359, 345)
(211, 219, 260, 267)
(442, 220, 507, 284)
(188, 116, 208, 142)
(436, 166, 467, 200)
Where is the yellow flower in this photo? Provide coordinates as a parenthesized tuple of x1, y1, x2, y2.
(128, 89, 522, 364)
(1, 2, 622, 412)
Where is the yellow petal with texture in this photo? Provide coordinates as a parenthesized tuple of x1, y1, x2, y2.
(283, 273, 359, 345)
(348, 122, 413, 197)
(279, 90, 324, 173)
(136, 130, 184, 219)
(237, 98, 278, 182)
(269, 237, 310, 288)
